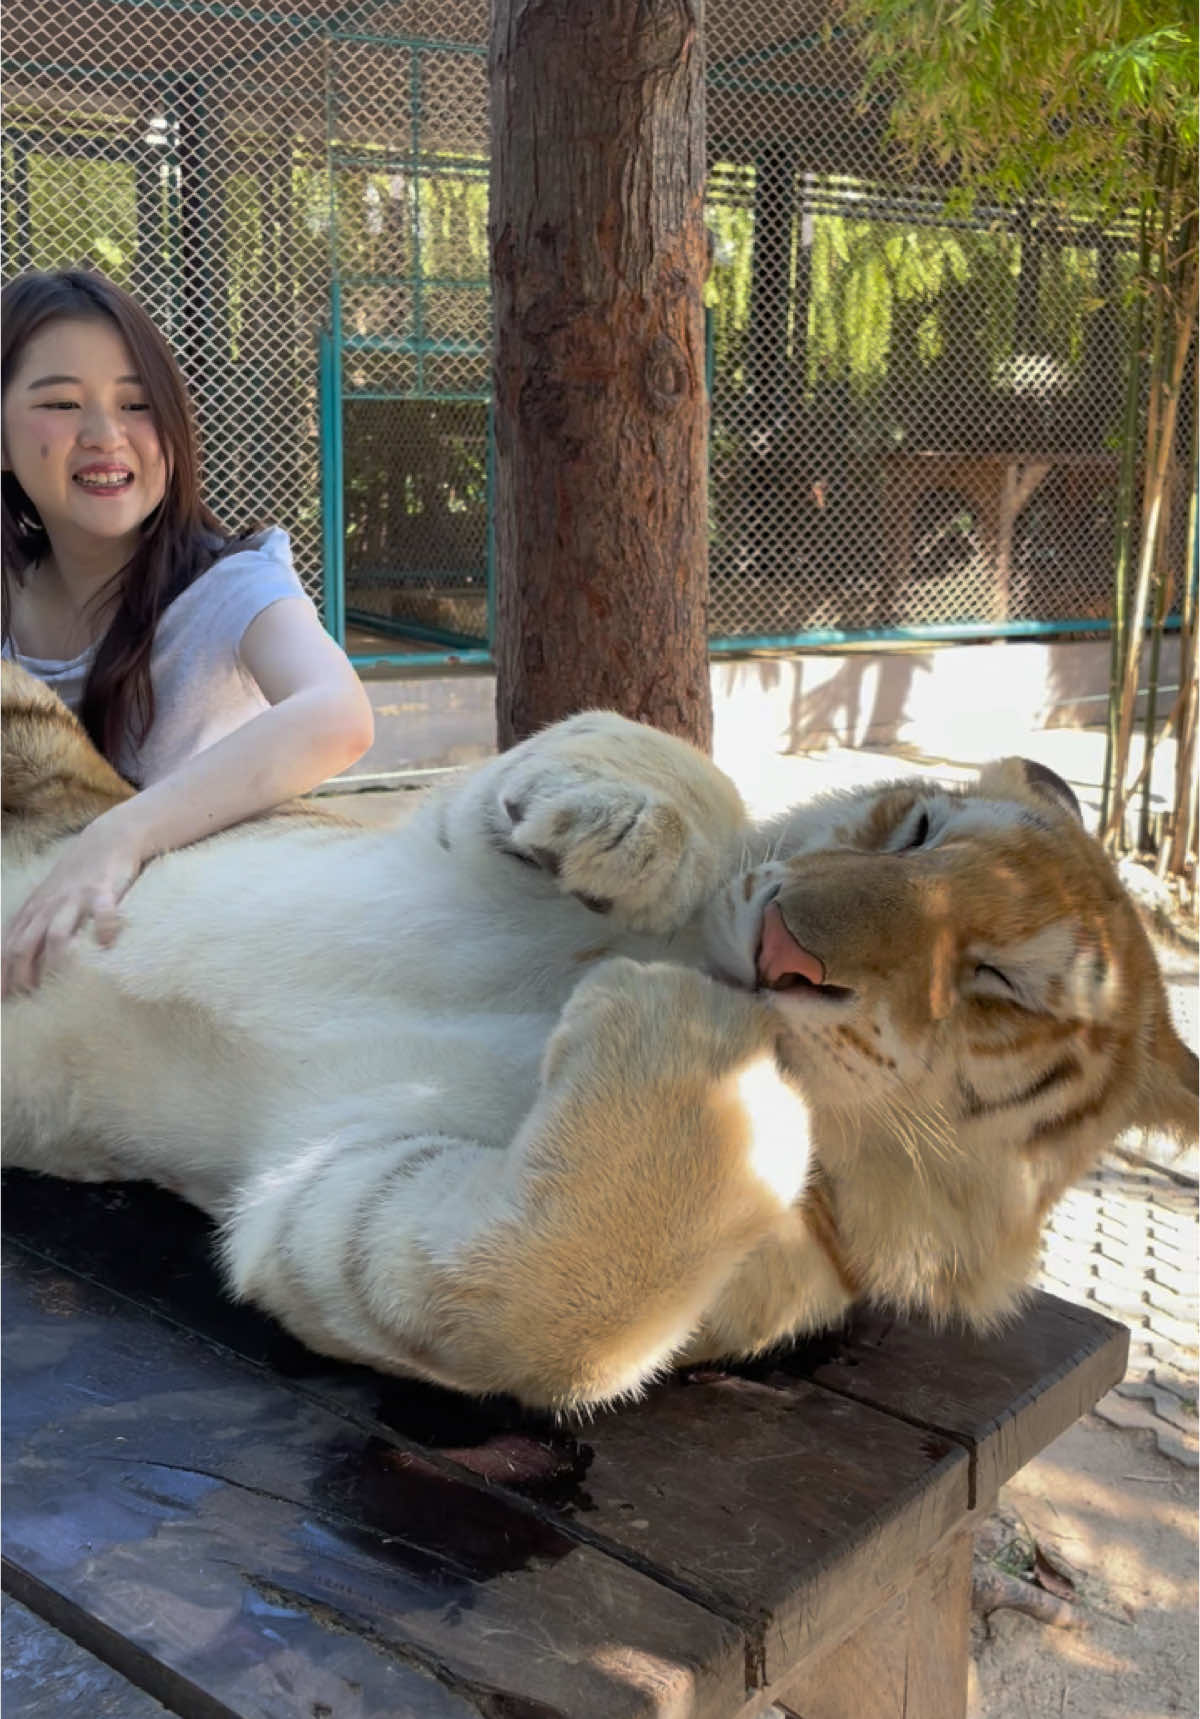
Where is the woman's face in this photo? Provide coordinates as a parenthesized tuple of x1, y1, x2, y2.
(2, 316, 168, 568)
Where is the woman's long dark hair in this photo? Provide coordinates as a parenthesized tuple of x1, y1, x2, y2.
(1, 270, 232, 763)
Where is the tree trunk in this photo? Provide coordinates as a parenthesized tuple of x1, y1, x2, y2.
(490, 0, 712, 751)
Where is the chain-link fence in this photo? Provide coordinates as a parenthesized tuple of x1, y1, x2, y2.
(703, 13, 1167, 642)
(2, 0, 492, 650)
(5, 0, 1179, 657)
(4, 0, 336, 603)
(329, 6, 491, 648)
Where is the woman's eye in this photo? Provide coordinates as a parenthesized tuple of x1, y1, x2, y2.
(36, 400, 79, 411)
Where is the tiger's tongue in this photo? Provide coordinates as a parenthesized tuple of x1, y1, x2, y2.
(757, 901, 826, 988)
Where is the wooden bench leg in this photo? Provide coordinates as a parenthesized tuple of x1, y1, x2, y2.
(764, 1529, 974, 1719)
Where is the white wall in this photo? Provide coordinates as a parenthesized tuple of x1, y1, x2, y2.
(335, 636, 1181, 784)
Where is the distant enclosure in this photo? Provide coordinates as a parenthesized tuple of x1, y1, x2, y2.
(5, 0, 1181, 663)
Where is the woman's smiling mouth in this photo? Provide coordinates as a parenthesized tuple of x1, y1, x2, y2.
(73, 466, 134, 494)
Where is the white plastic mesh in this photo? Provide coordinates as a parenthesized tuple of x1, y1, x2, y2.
(3, 0, 1161, 642)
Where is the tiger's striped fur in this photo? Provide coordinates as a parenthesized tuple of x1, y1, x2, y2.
(2, 660, 1195, 1408)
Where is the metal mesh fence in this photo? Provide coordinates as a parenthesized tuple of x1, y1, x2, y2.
(4, 0, 1181, 651)
(703, 12, 1157, 641)
(2, 0, 492, 639)
(331, 4, 491, 646)
(4, 0, 335, 601)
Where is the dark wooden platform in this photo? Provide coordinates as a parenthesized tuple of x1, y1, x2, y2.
(2, 1171, 1128, 1719)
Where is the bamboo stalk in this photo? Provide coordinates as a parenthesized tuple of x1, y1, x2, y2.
(1138, 170, 1192, 849)
(1137, 588, 1168, 847)
(1163, 206, 1200, 881)
(1137, 473, 1175, 851)
(1161, 644, 1197, 878)
(1138, 198, 1196, 850)
(1165, 476, 1199, 879)
(1140, 138, 1176, 513)
(1107, 141, 1176, 846)
(1125, 677, 1186, 809)
(1104, 257, 1196, 845)
(1106, 137, 1177, 844)
(1101, 176, 1153, 832)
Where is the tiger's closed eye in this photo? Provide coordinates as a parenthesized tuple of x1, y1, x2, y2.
(898, 810, 931, 850)
(975, 963, 1015, 992)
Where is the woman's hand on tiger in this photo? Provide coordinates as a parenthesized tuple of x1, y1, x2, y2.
(1, 810, 147, 996)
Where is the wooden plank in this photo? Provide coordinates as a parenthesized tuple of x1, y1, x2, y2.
(2, 1243, 746, 1719)
(902, 1530, 973, 1719)
(537, 1372, 969, 1688)
(743, 1530, 973, 1719)
(784, 1293, 1129, 1510)
(0, 1173, 306, 1376)
(2, 1594, 169, 1719)
(2, 1174, 972, 1693)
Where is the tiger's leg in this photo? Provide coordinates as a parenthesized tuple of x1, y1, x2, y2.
(674, 1206, 857, 1366)
(222, 960, 815, 1409)
(440, 711, 748, 935)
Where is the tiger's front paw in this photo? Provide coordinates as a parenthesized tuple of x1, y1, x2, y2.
(543, 957, 775, 1091)
(498, 768, 726, 932)
(540, 959, 811, 1227)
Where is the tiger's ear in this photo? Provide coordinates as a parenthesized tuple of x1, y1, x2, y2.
(1135, 1012, 1200, 1143)
(979, 757, 1084, 824)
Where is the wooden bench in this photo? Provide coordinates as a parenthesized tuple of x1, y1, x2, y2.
(2, 1170, 1127, 1719)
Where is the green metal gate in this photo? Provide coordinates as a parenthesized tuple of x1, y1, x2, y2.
(321, 14, 493, 667)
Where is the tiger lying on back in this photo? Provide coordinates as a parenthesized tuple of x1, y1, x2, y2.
(3, 661, 1196, 1409)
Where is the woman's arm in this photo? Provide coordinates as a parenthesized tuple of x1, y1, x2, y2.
(2, 599, 374, 994)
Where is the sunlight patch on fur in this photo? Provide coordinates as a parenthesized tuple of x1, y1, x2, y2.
(730, 1053, 814, 1207)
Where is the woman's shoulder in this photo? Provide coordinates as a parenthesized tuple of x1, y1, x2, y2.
(157, 528, 309, 648)
(209, 524, 298, 580)
(184, 527, 304, 603)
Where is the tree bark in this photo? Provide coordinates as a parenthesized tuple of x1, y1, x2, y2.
(490, 0, 712, 751)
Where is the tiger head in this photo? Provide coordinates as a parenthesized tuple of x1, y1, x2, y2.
(703, 757, 1198, 1328)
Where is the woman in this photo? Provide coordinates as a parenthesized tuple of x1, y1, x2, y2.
(1, 269, 375, 994)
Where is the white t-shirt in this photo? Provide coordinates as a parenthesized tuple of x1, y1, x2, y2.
(2, 528, 311, 785)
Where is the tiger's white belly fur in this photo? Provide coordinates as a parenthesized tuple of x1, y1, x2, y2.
(3, 800, 689, 1209)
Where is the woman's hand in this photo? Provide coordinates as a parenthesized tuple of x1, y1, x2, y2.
(2, 807, 149, 996)
(2, 599, 372, 1001)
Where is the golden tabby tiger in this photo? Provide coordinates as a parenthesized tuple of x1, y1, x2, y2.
(2, 660, 1195, 1408)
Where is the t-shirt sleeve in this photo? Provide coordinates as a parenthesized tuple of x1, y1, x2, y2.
(201, 531, 314, 657)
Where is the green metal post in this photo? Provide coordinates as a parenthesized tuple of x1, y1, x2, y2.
(485, 396, 497, 650)
(409, 45, 424, 395)
(318, 285, 346, 647)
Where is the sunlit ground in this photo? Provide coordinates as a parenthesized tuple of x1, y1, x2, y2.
(970, 1414, 1198, 1719)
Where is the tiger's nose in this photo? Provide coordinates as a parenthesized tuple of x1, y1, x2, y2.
(757, 900, 826, 989)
